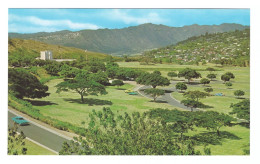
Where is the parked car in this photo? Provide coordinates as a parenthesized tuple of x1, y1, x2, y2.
(125, 89, 134, 93)
(12, 116, 29, 125)
(128, 92, 138, 95)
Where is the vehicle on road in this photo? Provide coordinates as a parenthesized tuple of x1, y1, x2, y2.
(12, 116, 29, 125)
(125, 89, 134, 93)
(128, 92, 138, 95)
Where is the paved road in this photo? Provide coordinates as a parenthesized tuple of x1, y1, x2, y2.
(138, 85, 199, 111)
(8, 111, 71, 154)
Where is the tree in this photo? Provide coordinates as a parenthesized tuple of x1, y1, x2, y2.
(178, 68, 201, 83)
(175, 82, 187, 92)
(206, 74, 217, 81)
(59, 108, 203, 155)
(181, 99, 201, 112)
(206, 67, 216, 73)
(85, 58, 106, 73)
(88, 71, 110, 86)
(8, 124, 27, 155)
(153, 70, 161, 75)
(44, 61, 61, 76)
(60, 64, 80, 78)
(204, 87, 213, 93)
(167, 71, 178, 80)
(195, 111, 236, 136)
(111, 80, 124, 88)
(221, 74, 231, 83)
(225, 72, 235, 79)
(183, 90, 210, 102)
(225, 82, 233, 88)
(230, 99, 250, 123)
(56, 72, 107, 103)
(136, 72, 170, 88)
(234, 90, 245, 99)
(144, 88, 165, 101)
(200, 78, 210, 86)
(8, 68, 50, 99)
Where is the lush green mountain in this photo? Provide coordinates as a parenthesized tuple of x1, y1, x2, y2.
(9, 23, 249, 55)
(142, 29, 250, 66)
(8, 38, 110, 60)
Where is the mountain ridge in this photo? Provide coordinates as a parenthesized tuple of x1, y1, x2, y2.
(9, 23, 249, 55)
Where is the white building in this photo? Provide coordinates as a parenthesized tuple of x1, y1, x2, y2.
(40, 51, 53, 60)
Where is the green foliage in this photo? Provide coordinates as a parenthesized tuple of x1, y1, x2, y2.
(225, 82, 233, 88)
(153, 70, 161, 75)
(60, 64, 81, 78)
(8, 124, 27, 155)
(56, 72, 107, 102)
(44, 61, 62, 76)
(183, 90, 210, 102)
(175, 82, 187, 92)
(207, 73, 217, 80)
(234, 90, 245, 98)
(206, 67, 216, 72)
(225, 72, 235, 79)
(167, 71, 178, 80)
(59, 107, 204, 155)
(200, 78, 211, 86)
(8, 68, 50, 99)
(230, 99, 250, 122)
(111, 80, 124, 88)
(204, 87, 213, 93)
(221, 74, 231, 83)
(195, 111, 236, 136)
(144, 88, 165, 101)
(136, 72, 170, 88)
(181, 99, 202, 111)
(178, 68, 201, 83)
(85, 58, 106, 73)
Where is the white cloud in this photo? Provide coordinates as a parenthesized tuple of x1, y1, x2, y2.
(8, 14, 101, 32)
(107, 9, 166, 24)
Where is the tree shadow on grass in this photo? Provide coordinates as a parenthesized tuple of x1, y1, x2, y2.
(190, 131, 241, 146)
(25, 99, 58, 106)
(149, 100, 168, 103)
(115, 88, 126, 90)
(63, 98, 113, 106)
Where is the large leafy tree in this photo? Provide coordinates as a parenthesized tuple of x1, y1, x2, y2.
(144, 88, 165, 101)
(195, 111, 236, 136)
(234, 90, 245, 98)
(175, 82, 187, 92)
(167, 71, 178, 80)
(56, 72, 107, 103)
(8, 68, 50, 99)
(230, 99, 250, 123)
(136, 72, 170, 88)
(200, 78, 210, 86)
(59, 108, 203, 155)
(178, 68, 201, 83)
(183, 90, 209, 102)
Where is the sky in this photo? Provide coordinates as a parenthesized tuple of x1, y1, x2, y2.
(8, 8, 250, 33)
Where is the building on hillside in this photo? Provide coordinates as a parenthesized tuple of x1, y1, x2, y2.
(40, 51, 53, 60)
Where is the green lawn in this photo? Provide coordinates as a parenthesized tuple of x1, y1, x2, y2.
(31, 79, 180, 127)
(28, 62, 249, 155)
(23, 139, 56, 155)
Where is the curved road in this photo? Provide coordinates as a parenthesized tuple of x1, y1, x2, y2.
(137, 84, 199, 111)
(8, 110, 71, 154)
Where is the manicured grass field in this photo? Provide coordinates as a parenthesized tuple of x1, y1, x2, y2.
(24, 139, 56, 155)
(28, 62, 249, 155)
(31, 79, 180, 128)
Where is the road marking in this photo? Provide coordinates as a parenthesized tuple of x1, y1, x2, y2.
(8, 109, 73, 141)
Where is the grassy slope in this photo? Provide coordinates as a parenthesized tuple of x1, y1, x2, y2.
(8, 38, 109, 60)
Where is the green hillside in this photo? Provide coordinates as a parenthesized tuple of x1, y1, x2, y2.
(9, 23, 249, 55)
(8, 38, 109, 60)
(142, 29, 250, 66)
